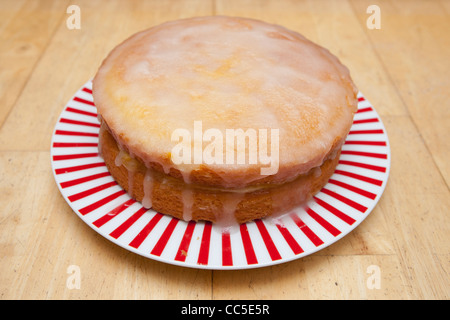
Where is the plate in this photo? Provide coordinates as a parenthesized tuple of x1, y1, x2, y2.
(51, 80, 390, 270)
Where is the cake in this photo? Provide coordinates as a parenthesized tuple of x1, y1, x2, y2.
(92, 16, 358, 225)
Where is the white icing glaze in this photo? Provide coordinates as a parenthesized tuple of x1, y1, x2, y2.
(94, 15, 358, 188)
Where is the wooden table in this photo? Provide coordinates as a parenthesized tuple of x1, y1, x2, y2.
(1, 0, 448, 300)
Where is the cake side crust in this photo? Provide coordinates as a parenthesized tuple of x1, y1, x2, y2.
(99, 123, 341, 224)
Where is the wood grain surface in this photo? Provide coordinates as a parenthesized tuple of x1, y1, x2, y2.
(0, 0, 448, 300)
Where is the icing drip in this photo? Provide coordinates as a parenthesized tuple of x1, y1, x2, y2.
(182, 188, 194, 221)
(180, 170, 191, 184)
(161, 162, 171, 174)
(312, 166, 322, 178)
(114, 147, 137, 198)
(217, 193, 244, 228)
(115, 149, 124, 167)
(142, 169, 154, 208)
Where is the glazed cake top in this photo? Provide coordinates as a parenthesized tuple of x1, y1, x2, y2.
(93, 16, 358, 188)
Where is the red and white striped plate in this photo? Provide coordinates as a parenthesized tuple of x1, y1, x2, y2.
(51, 80, 390, 270)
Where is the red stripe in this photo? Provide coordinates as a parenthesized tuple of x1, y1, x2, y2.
(66, 107, 97, 118)
(60, 171, 110, 188)
(54, 162, 105, 174)
(109, 207, 148, 239)
(53, 142, 98, 148)
(275, 223, 303, 255)
(53, 152, 99, 161)
(68, 181, 116, 202)
(222, 231, 233, 266)
(55, 130, 98, 137)
(313, 196, 356, 225)
(197, 222, 212, 265)
(344, 140, 386, 146)
(352, 118, 379, 125)
(306, 208, 341, 237)
(290, 214, 323, 247)
(174, 221, 197, 262)
(333, 169, 383, 186)
(129, 213, 164, 249)
(357, 97, 365, 102)
(60, 118, 100, 128)
(328, 179, 377, 200)
(93, 199, 136, 227)
(240, 224, 258, 265)
(79, 190, 126, 215)
(338, 160, 386, 173)
(341, 150, 388, 159)
(82, 87, 93, 94)
(321, 188, 368, 213)
(73, 96, 95, 106)
(255, 220, 282, 261)
(348, 129, 384, 135)
(356, 106, 372, 113)
(151, 218, 179, 256)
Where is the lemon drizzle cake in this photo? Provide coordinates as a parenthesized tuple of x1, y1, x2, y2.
(93, 16, 358, 225)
